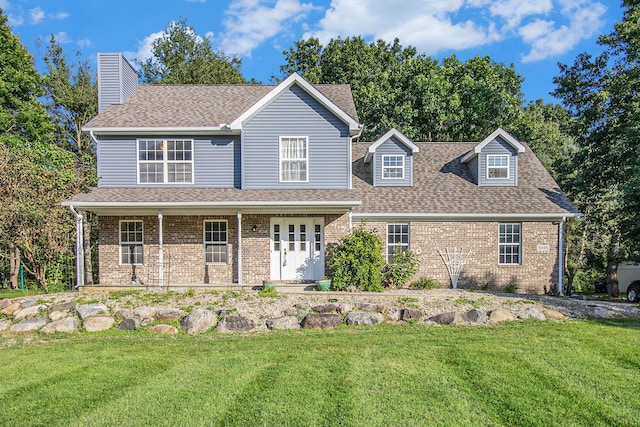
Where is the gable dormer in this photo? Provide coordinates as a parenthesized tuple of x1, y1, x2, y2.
(460, 128, 525, 187)
(364, 129, 419, 187)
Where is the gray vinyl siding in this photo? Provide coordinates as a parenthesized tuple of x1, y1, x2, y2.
(373, 137, 412, 187)
(468, 156, 479, 182)
(97, 135, 239, 188)
(97, 54, 138, 112)
(478, 136, 518, 186)
(241, 84, 351, 189)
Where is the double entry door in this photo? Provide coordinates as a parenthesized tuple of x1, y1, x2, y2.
(270, 217, 324, 281)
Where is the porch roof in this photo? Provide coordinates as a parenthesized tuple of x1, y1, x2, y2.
(63, 188, 361, 215)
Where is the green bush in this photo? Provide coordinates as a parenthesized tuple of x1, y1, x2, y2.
(410, 277, 439, 290)
(327, 224, 385, 292)
(383, 248, 418, 288)
(503, 283, 518, 293)
(571, 269, 604, 293)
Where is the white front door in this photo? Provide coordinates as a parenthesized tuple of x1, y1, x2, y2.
(270, 217, 324, 281)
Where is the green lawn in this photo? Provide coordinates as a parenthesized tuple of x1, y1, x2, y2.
(1, 320, 639, 426)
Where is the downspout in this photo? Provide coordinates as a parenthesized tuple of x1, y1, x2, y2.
(158, 211, 164, 287)
(237, 211, 243, 286)
(558, 217, 566, 296)
(68, 205, 85, 290)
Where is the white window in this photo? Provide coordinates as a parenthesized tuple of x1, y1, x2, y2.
(280, 136, 308, 182)
(120, 220, 143, 265)
(487, 155, 509, 179)
(382, 155, 404, 179)
(204, 220, 228, 264)
(138, 139, 193, 184)
(499, 223, 521, 265)
(387, 224, 409, 260)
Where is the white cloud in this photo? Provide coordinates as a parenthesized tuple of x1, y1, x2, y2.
(484, 0, 553, 30)
(219, 0, 318, 56)
(124, 29, 165, 64)
(53, 31, 71, 44)
(520, 0, 606, 62)
(29, 7, 45, 24)
(77, 38, 92, 48)
(306, 0, 497, 55)
(54, 11, 70, 20)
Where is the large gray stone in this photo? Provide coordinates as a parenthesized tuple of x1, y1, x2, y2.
(385, 306, 401, 321)
(114, 308, 133, 318)
(134, 306, 158, 319)
(118, 317, 141, 331)
(180, 309, 217, 335)
(13, 305, 46, 320)
(20, 300, 37, 308)
(302, 313, 341, 329)
(215, 315, 256, 333)
(344, 311, 384, 326)
(77, 303, 108, 320)
(83, 315, 115, 332)
(51, 301, 76, 312)
(401, 308, 423, 321)
(312, 304, 339, 313)
(521, 307, 546, 321)
(41, 318, 79, 334)
(356, 303, 385, 313)
(462, 309, 487, 324)
(543, 309, 566, 320)
(489, 308, 517, 323)
(429, 312, 457, 325)
(49, 311, 70, 321)
(1, 302, 20, 316)
(338, 303, 354, 313)
(10, 317, 47, 332)
(266, 316, 300, 331)
(148, 324, 179, 334)
(589, 306, 613, 319)
(0, 319, 12, 331)
(154, 308, 184, 321)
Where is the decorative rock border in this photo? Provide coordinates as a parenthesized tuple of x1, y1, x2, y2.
(0, 289, 638, 337)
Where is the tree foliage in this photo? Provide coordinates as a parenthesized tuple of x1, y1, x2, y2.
(553, 0, 640, 294)
(0, 11, 77, 291)
(139, 18, 245, 85)
(279, 36, 527, 142)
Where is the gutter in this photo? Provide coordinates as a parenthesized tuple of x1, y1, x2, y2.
(352, 212, 581, 221)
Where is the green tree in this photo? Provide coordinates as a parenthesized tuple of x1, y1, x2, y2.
(0, 10, 77, 291)
(553, 0, 640, 295)
(139, 18, 245, 85)
(41, 35, 99, 285)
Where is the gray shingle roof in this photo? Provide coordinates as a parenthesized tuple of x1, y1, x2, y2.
(352, 141, 578, 216)
(65, 141, 578, 218)
(84, 83, 358, 129)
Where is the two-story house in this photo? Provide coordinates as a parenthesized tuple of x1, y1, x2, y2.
(63, 53, 579, 293)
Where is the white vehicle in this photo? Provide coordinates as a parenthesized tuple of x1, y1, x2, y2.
(617, 262, 640, 302)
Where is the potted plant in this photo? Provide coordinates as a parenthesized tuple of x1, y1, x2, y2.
(316, 276, 331, 291)
(262, 280, 276, 290)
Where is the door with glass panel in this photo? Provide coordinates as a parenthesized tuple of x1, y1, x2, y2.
(270, 218, 323, 280)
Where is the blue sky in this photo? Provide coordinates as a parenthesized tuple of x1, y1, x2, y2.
(1, 0, 623, 103)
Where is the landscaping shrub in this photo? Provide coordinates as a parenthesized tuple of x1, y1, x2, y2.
(410, 277, 439, 290)
(327, 224, 385, 292)
(383, 248, 418, 288)
(571, 269, 604, 293)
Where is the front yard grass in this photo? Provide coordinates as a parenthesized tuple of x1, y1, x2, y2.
(1, 319, 639, 426)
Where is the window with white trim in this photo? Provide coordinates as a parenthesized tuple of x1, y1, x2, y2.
(499, 223, 521, 265)
(487, 155, 509, 179)
(120, 220, 143, 265)
(382, 155, 404, 179)
(138, 139, 193, 184)
(204, 220, 228, 264)
(387, 224, 409, 260)
(280, 136, 308, 182)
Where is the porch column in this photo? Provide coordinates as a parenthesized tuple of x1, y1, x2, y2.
(237, 211, 242, 286)
(69, 205, 85, 289)
(558, 218, 565, 296)
(158, 211, 164, 287)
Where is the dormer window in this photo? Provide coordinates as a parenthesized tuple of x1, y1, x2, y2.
(382, 155, 404, 179)
(487, 155, 509, 179)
